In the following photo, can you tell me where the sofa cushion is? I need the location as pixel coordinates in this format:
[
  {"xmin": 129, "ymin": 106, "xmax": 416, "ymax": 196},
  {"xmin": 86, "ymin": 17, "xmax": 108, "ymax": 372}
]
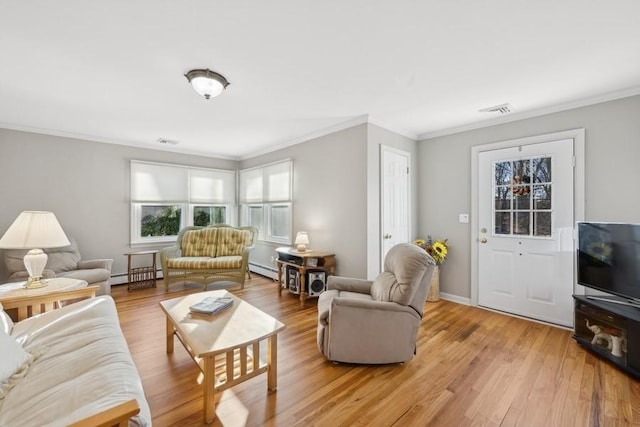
[
  {"xmin": 167, "ymin": 255, "xmax": 243, "ymax": 269},
  {"xmin": 182, "ymin": 228, "xmax": 218, "ymax": 257},
  {"xmin": 0, "ymin": 330, "xmax": 31, "ymax": 385},
  {"xmin": 216, "ymin": 228, "xmax": 250, "ymax": 257},
  {"xmin": 44, "ymin": 238, "xmax": 82, "ymax": 272},
  {"xmin": 2, "ymin": 296, "xmax": 151, "ymax": 426}
]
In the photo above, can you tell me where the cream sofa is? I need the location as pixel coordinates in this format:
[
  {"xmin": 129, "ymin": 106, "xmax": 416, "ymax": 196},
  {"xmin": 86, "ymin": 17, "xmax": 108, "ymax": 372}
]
[
  {"xmin": 0, "ymin": 296, "xmax": 151, "ymax": 427},
  {"xmin": 3, "ymin": 237, "xmax": 113, "ymax": 296},
  {"xmin": 161, "ymin": 224, "xmax": 257, "ymax": 291}
]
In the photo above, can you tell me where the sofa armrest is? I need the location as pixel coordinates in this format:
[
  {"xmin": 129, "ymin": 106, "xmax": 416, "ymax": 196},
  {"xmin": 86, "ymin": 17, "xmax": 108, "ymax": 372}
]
[
  {"xmin": 68, "ymin": 399, "xmax": 140, "ymax": 427},
  {"xmin": 326, "ymin": 276, "xmax": 373, "ymax": 294},
  {"xmin": 77, "ymin": 259, "xmax": 113, "ymax": 270},
  {"xmin": 8, "ymin": 269, "xmax": 56, "ymax": 282}
]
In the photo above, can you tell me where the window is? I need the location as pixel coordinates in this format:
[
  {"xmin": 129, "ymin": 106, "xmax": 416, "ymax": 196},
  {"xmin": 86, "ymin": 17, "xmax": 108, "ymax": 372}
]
[
  {"xmin": 493, "ymin": 156, "xmax": 552, "ymax": 237},
  {"xmin": 130, "ymin": 161, "xmax": 236, "ymax": 244},
  {"xmin": 239, "ymin": 160, "xmax": 292, "ymax": 244}
]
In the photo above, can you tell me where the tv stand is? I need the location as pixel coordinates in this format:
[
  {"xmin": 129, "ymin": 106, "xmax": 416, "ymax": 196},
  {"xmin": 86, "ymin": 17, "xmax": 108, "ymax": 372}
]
[
  {"xmin": 585, "ymin": 295, "xmax": 640, "ymax": 309},
  {"xmin": 573, "ymin": 295, "xmax": 640, "ymax": 378}
]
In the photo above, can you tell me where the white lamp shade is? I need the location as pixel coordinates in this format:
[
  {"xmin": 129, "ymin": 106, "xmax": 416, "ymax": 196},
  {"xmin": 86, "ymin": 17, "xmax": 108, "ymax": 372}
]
[
  {"xmin": 0, "ymin": 211, "xmax": 70, "ymax": 249},
  {"xmin": 295, "ymin": 232, "xmax": 309, "ymax": 246}
]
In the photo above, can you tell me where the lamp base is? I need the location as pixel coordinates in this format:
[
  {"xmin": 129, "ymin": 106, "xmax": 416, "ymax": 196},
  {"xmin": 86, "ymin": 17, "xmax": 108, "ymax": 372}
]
[
  {"xmin": 296, "ymin": 244, "xmax": 307, "ymax": 252},
  {"xmin": 24, "ymin": 276, "xmax": 48, "ymax": 289}
]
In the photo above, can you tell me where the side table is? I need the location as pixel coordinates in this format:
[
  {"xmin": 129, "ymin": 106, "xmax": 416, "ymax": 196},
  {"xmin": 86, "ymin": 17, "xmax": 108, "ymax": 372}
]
[
  {"xmin": 124, "ymin": 250, "xmax": 158, "ymax": 290},
  {"xmin": 0, "ymin": 277, "xmax": 98, "ymax": 321},
  {"xmin": 275, "ymin": 247, "xmax": 336, "ymax": 307}
]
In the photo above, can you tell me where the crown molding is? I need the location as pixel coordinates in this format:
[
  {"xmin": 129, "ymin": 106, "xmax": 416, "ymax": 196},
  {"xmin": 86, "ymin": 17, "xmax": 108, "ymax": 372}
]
[
  {"xmin": 0, "ymin": 122, "xmax": 240, "ymax": 160},
  {"xmin": 239, "ymin": 114, "xmax": 370, "ymax": 160},
  {"xmin": 418, "ymin": 86, "xmax": 640, "ymax": 141}
]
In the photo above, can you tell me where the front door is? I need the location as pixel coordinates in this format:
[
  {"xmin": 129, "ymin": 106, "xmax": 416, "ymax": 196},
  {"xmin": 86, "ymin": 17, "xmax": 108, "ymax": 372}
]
[{"xmin": 478, "ymin": 138, "xmax": 575, "ymax": 326}]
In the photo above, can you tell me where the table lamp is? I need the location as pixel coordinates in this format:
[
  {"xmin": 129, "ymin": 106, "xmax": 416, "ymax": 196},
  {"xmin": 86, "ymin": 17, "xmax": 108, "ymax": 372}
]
[
  {"xmin": 0, "ymin": 211, "xmax": 70, "ymax": 289},
  {"xmin": 295, "ymin": 231, "xmax": 309, "ymax": 252}
]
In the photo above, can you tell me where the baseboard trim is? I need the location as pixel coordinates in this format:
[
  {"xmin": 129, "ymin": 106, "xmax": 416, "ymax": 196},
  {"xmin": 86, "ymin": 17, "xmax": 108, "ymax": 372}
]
[{"xmin": 439, "ymin": 292, "xmax": 471, "ymax": 306}]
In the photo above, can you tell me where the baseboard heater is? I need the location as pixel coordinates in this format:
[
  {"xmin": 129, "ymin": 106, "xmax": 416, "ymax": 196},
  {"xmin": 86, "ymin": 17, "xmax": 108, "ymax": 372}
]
[{"xmin": 249, "ymin": 262, "xmax": 278, "ymax": 280}]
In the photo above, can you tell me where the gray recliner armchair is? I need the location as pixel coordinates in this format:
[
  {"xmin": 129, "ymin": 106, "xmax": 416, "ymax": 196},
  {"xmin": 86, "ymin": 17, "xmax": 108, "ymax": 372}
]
[
  {"xmin": 3, "ymin": 237, "xmax": 113, "ymax": 296},
  {"xmin": 317, "ymin": 243, "xmax": 436, "ymax": 364}
]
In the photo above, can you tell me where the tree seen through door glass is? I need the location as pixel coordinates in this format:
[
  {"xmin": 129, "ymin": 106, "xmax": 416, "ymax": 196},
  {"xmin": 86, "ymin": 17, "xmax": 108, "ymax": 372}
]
[{"xmin": 493, "ymin": 156, "xmax": 552, "ymax": 237}]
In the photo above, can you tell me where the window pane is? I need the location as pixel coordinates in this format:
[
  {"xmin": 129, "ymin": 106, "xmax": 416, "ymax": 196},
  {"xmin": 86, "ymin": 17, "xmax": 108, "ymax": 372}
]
[
  {"xmin": 495, "ymin": 187, "xmax": 511, "ymax": 209},
  {"xmin": 514, "ymin": 193, "xmax": 530, "ymax": 210},
  {"xmin": 270, "ymin": 205, "xmax": 290, "ymax": 239},
  {"xmin": 533, "ymin": 185, "xmax": 551, "ymax": 209},
  {"xmin": 514, "ymin": 212, "xmax": 530, "ymax": 235},
  {"xmin": 248, "ymin": 206, "xmax": 264, "ymax": 234},
  {"xmin": 193, "ymin": 206, "xmax": 226, "ymax": 226},
  {"xmin": 141, "ymin": 205, "xmax": 181, "ymax": 237},
  {"xmin": 532, "ymin": 157, "xmax": 551, "ymax": 183},
  {"xmin": 495, "ymin": 212, "xmax": 511, "ymax": 235},
  {"xmin": 494, "ymin": 161, "xmax": 512, "ymax": 185},
  {"xmin": 534, "ymin": 212, "xmax": 552, "ymax": 237}
]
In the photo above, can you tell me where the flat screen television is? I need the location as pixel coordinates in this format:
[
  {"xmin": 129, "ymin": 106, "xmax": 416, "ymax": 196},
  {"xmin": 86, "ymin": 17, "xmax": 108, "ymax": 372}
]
[{"xmin": 577, "ymin": 222, "xmax": 640, "ymax": 308}]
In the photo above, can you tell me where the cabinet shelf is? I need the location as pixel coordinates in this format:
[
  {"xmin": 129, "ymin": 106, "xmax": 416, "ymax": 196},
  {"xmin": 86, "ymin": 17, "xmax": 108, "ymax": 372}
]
[{"xmin": 573, "ymin": 295, "xmax": 640, "ymax": 378}]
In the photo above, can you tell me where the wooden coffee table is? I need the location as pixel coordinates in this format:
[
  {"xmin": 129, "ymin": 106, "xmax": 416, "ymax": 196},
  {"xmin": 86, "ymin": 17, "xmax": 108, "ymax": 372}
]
[{"xmin": 159, "ymin": 290, "xmax": 286, "ymax": 423}]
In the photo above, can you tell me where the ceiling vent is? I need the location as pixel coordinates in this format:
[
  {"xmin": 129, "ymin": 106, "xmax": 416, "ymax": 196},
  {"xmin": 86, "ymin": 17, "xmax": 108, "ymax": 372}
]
[
  {"xmin": 479, "ymin": 103, "xmax": 512, "ymax": 114},
  {"xmin": 157, "ymin": 138, "xmax": 179, "ymax": 145}
]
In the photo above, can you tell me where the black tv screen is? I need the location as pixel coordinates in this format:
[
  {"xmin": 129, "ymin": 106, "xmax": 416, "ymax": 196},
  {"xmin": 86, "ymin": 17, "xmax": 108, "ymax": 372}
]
[{"xmin": 577, "ymin": 222, "xmax": 640, "ymax": 301}]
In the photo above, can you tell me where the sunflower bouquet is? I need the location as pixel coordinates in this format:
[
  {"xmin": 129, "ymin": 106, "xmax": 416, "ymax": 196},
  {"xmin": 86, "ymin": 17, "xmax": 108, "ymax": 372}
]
[{"xmin": 413, "ymin": 236, "xmax": 449, "ymax": 265}]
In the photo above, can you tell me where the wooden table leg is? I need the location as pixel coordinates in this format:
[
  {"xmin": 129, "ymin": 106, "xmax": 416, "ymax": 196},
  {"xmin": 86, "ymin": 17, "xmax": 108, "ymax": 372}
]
[
  {"xmin": 203, "ymin": 355, "xmax": 216, "ymax": 423},
  {"xmin": 166, "ymin": 316, "xmax": 174, "ymax": 354},
  {"xmin": 267, "ymin": 334, "xmax": 278, "ymax": 391}
]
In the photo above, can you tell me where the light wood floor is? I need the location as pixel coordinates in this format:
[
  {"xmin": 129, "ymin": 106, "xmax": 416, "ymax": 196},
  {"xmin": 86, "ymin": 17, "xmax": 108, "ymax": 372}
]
[{"xmin": 112, "ymin": 275, "xmax": 640, "ymax": 427}]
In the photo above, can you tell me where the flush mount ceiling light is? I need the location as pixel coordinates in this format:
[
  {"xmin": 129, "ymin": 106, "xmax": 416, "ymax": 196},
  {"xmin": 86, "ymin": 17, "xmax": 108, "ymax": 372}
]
[{"xmin": 184, "ymin": 69, "xmax": 230, "ymax": 99}]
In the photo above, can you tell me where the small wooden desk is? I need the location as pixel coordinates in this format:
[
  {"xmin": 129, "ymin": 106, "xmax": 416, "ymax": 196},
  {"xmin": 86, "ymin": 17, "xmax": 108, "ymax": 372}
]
[
  {"xmin": 124, "ymin": 250, "xmax": 158, "ymax": 290},
  {"xmin": 275, "ymin": 247, "xmax": 336, "ymax": 307},
  {"xmin": 0, "ymin": 278, "xmax": 98, "ymax": 321}
]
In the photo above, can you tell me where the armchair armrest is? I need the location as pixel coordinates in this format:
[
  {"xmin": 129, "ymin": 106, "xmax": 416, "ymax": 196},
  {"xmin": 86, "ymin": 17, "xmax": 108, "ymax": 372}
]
[
  {"xmin": 77, "ymin": 259, "xmax": 113, "ymax": 270},
  {"xmin": 327, "ymin": 276, "xmax": 373, "ymax": 294}
]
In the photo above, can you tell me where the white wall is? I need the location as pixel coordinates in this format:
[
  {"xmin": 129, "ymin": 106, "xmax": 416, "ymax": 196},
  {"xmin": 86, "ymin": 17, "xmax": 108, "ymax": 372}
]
[
  {"xmin": 0, "ymin": 129, "xmax": 236, "ymax": 282},
  {"xmin": 240, "ymin": 124, "xmax": 369, "ymax": 279},
  {"xmin": 418, "ymin": 94, "xmax": 640, "ymax": 300}
]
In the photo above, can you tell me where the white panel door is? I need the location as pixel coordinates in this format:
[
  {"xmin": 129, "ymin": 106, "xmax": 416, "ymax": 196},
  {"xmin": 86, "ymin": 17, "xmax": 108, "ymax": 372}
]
[
  {"xmin": 478, "ymin": 139, "xmax": 575, "ymax": 326},
  {"xmin": 381, "ymin": 146, "xmax": 410, "ymax": 266}
]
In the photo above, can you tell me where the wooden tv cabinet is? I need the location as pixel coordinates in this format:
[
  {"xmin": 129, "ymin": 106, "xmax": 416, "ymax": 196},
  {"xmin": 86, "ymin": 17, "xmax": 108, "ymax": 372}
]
[{"xmin": 573, "ymin": 294, "xmax": 640, "ymax": 378}]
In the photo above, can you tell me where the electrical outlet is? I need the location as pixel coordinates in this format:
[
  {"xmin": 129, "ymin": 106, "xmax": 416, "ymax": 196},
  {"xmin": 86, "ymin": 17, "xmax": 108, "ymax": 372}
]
[{"xmin": 270, "ymin": 255, "xmax": 275, "ymax": 264}]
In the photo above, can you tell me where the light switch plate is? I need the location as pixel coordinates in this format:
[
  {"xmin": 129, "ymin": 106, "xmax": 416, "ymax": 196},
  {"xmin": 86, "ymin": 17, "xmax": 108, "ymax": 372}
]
[{"xmin": 459, "ymin": 214, "xmax": 469, "ymax": 223}]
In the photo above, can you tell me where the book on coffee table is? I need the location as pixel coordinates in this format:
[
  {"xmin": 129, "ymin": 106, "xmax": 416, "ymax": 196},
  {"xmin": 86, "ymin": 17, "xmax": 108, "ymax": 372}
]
[{"xmin": 189, "ymin": 295, "xmax": 234, "ymax": 315}]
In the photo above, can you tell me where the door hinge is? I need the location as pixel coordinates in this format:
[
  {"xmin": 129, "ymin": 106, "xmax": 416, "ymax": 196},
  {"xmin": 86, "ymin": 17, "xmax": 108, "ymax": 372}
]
[
  {"xmin": 572, "ymin": 156, "xmax": 576, "ymax": 167},
  {"xmin": 406, "ymin": 167, "xmax": 409, "ymax": 174}
]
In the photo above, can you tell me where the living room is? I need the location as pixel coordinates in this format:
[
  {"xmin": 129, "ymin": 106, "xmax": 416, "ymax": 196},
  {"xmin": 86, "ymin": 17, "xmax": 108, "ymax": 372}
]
[{"xmin": 2, "ymin": 1, "xmax": 640, "ymax": 426}]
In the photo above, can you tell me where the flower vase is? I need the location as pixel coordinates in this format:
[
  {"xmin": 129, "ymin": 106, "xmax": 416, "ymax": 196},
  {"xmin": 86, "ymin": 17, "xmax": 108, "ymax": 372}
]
[{"xmin": 427, "ymin": 265, "xmax": 440, "ymax": 302}]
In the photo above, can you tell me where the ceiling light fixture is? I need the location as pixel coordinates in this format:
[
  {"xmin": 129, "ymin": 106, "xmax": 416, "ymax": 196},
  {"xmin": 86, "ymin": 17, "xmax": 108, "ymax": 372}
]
[{"xmin": 184, "ymin": 69, "xmax": 230, "ymax": 99}]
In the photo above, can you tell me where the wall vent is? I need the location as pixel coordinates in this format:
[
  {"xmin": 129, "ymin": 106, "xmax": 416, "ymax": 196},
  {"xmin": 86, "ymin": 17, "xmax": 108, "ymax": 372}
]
[
  {"xmin": 479, "ymin": 103, "xmax": 512, "ymax": 114},
  {"xmin": 157, "ymin": 138, "xmax": 179, "ymax": 145}
]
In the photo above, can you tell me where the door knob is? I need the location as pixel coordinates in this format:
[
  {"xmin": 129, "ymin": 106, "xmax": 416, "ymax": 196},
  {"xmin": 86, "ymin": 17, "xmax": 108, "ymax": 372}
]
[{"xmin": 480, "ymin": 238, "xmax": 488, "ymax": 243}]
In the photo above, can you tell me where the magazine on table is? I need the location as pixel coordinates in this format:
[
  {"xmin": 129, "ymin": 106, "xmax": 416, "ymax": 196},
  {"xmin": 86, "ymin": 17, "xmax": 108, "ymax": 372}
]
[{"xmin": 189, "ymin": 294, "xmax": 234, "ymax": 315}]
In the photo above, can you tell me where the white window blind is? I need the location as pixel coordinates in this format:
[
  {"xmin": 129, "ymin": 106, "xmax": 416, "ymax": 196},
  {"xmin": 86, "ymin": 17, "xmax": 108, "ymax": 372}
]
[
  {"xmin": 239, "ymin": 160, "xmax": 292, "ymax": 203},
  {"xmin": 190, "ymin": 168, "xmax": 236, "ymax": 204},
  {"xmin": 131, "ymin": 162, "xmax": 189, "ymax": 203}
]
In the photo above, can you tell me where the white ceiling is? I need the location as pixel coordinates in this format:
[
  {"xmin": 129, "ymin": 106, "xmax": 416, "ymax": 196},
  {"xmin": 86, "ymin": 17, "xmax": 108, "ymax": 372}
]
[{"xmin": 1, "ymin": 1, "xmax": 639, "ymax": 160}]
